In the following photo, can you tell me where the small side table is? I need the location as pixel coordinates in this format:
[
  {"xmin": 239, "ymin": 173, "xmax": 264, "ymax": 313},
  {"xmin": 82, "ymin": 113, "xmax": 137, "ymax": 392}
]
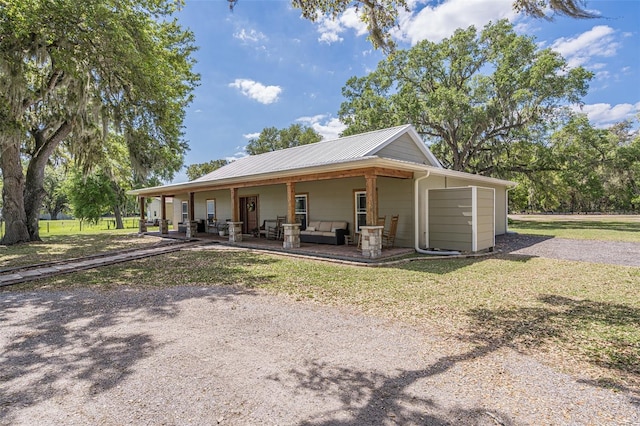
[{"xmin": 344, "ymin": 235, "xmax": 353, "ymax": 246}]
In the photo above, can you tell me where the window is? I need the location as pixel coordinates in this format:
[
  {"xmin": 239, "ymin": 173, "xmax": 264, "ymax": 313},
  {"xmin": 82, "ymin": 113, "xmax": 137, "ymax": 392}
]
[
  {"xmin": 355, "ymin": 191, "xmax": 366, "ymax": 232},
  {"xmin": 206, "ymin": 199, "xmax": 216, "ymax": 221},
  {"xmin": 181, "ymin": 201, "xmax": 188, "ymax": 223},
  {"xmin": 295, "ymin": 194, "xmax": 308, "ymax": 229}
]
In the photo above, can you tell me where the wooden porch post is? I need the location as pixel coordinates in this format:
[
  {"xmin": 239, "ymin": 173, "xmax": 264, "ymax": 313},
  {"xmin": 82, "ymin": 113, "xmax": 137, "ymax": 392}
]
[
  {"xmin": 228, "ymin": 187, "xmax": 243, "ymax": 243},
  {"xmin": 230, "ymin": 187, "xmax": 239, "ymax": 222},
  {"xmin": 139, "ymin": 196, "xmax": 145, "ymax": 221},
  {"xmin": 188, "ymin": 192, "xmax": 195, "ymax": 221},
  {"xmin": 365, "ymin": 173, "xmax": 378, "ymax": 226},
  {"xmin": 283, "ymin": 181, "xmax": 301, "ymax": 249},
  {"xmin": 286, "ymin": 181, "xmax": 296, "ymax": 223},
  {"xmin": 159, "ymin": 194, "xmax": 168, "ymax": 234},
  {"xmin": 138, "ymin": 196, "xmax": 147, "ymax": 233}
]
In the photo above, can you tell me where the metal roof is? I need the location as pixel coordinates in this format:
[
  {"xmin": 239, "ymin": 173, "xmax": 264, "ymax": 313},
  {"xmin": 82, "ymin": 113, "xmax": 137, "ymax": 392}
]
[
  {"xmin": 128, "ymin": 125, "xmax": 517, "ymax": 196},
  {"xmin": 194, "ymin": 124, "xmax": 437, "ymax": 182}
]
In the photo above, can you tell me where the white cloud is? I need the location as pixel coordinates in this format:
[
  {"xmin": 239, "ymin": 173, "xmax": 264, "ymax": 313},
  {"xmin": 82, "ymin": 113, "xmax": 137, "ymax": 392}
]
[
  {"xmin": 551, "ymin": 26, "xmax": 620, "ymax": 68},
  {"xmin": 229, "ymin": 79, "xmax": 282, "ymax": 104},
  {"xmin": 396, "ymin": 0, "xmax": 516, "ymax": 44},
  {"xmin": 243, "ymin": 132, "xmax": 260, "ymax": 140},
  {"xmin": 233, "ymin": 28, "xmax": 266, "ymax": 43},
  {"xmin": 296, "ymin": 115, "xmax": 346, "ymax": 140},
  {"xmin": 572, "ymin": 102, "xmax": 640, "ymax": 127},
  {"xmin": 225, "ymin": 150, "xmax": 248, "ymax": 163},
  {"xmin": 316, "ymin": 6, "xmax": 368, "ymax": 45},
  {"xmin": 311, "ymin": 0, "xmax": 517, "ymax": 46}
]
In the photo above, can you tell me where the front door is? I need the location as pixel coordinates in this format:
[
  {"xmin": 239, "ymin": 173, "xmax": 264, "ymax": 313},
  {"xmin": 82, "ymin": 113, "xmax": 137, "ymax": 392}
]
[{"xmin": 239, "ymin": 196, "xmax": 259, "ymax": 234}]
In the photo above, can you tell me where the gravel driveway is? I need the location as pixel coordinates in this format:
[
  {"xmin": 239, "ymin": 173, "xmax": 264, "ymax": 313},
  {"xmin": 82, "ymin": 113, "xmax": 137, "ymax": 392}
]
[
  {"xmin": 1, "ymin": 284, "xmax": 638, "ymax": 425},
  {"xmin": 496, "ymin": 233, "xmax": 640, "ymax": 267}
]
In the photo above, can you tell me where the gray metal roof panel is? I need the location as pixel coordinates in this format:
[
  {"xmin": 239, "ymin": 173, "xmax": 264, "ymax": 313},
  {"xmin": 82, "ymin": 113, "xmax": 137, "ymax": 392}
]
[{"xmin": 194, "ymin": 124, "xmax": 414, "ymax": 182}]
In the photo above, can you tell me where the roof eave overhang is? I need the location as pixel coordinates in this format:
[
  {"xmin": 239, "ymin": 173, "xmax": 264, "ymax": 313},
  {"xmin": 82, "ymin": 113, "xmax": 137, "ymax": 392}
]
[
  {"xmin": 128, "ymin": 157, "xmax": 516, "ymax": 197},
  {"xmin": 128, "ymin": 157, "xmax": 418, "ymax": 196},
  {"xmin": 423, "ymin": 166, "xmax": 517, "ymax": 187}
]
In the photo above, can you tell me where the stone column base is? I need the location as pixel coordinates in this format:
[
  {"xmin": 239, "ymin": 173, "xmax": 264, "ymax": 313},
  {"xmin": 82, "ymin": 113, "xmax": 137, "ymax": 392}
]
[
  {"xmin": 159, "ymin": 219, "xmax": 169, "ymax": 235},
  {"xmin": 282, "ymin": 223, "xmax": 301, "ymax": 249},
  {"xmin": 138, "ymin": 219, "xmax": 147, "ymax": 233},
  {"xmin": 185, "ymin": 220, "xmax": 198, "ymax": 239},
  {"xmin": 228, "ymin": 222, "xmax": 243, "ymax": 243},
  {"xmin": 360, "ymin": 226, "xmax": 383, "ymax": 258}
]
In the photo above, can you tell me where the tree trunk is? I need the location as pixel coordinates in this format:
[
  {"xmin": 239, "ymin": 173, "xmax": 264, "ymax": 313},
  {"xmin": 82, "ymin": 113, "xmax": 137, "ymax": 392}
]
[
  {"xmin": 114, "ymin": 204, "xmax": 124, "ymax": 229},
  {"xmin": 24, "ymin": 156, "xmax": 48, "ymax": 242},
  {"xmin": 0, "ymin": 142, "xmax": 30, "ymax": 245},
  {"xmin": 24, "ymin": 123, "xmax": 72, "ymax": 241}
]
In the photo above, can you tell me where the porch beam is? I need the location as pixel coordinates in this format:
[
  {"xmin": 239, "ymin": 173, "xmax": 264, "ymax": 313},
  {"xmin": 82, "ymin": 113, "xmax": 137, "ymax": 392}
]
[
  {"xmin": 230, "ymin": 187, "xmax": 239, "ymax": 222},
  {"xmin": 142, "ymin": 167, "xmax": 413, "ymax": 197},
  {"xmin": 286, "ymin": 181, "xmax": 296, "ymax": 223},
  {"xmin": 365, "ymin": 173, "xmax": 378, "ymax": 226}
]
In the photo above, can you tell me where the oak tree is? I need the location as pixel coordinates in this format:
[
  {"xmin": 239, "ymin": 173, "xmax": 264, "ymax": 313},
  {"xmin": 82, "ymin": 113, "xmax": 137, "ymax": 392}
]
[
  {"xmin": 338, "ymin": 20, "xmax": 592, "ymax": 174},
  {"xmin": 186, "ymin": 159, "xmax": 230, "ymax": 181},
  {"xmin": 0, "ymin": 0, "xmax": 198, "ymax": 244},
  {"xmin": 231, "ymin": 0, "xmax": 596, "ymax": 51},
  {"xmin": 246, "ymin": 124, "xmax": 322, "ymax": 155}
]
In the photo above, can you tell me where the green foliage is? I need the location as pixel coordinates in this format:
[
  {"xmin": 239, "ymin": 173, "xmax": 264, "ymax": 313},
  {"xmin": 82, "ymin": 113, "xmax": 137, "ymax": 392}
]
[
  {"xmin": 42, "ymin": 165, "xmax": 69, "ymax": 219},
  {"xmin": 186, "ymin": 159, "xmax": 229, "ymax": 181},
  {"xmin": 339, "ymin": 20, "xmax": 592, "ymax": 175},
  {"xmin": 246, "ymin": 124, "xmax": 322, "ymax": 155},
  {"xmin": 509, "ymin": 115, "xmax": 640, "ymax": 213},
  {"xmin": 0, "ymin": 0, "xmax": 199, "ymax": 244},
  {"xmin": 244, "ymin": 0, "xmax": 597, "ymax": 52},
  {"xmin": 66, "ymin": 170, "xmax": 117, "ymax": 225}
]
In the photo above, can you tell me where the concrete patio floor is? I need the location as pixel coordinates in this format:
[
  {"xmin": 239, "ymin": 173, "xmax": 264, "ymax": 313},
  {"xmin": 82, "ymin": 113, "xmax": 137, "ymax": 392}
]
[{"xmin": 145, "ymin": 231, "xmax": 415, "ymax": 263}]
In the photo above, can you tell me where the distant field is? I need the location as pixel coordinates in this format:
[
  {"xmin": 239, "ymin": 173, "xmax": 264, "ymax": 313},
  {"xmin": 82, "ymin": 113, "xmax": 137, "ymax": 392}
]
[
  {"xmin": 508, "ymin": 214, "xmax": 640, "ymax": 242},
  {"xmin": 1, "ymin": 217, "xmax": 158, "ymax": 238}
]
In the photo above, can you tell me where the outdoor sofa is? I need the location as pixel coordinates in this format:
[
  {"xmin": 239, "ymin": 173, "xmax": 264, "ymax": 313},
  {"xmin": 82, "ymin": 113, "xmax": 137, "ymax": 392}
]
[{"xmin": 300, "ymin": 220, "xmax": 349, "ymax": 245}]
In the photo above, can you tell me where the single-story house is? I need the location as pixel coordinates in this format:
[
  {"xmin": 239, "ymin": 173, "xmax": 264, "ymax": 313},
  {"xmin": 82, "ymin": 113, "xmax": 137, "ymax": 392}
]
[{"xmin": 129, "ymin": 124, "xmax": 516, "ymax": 258}]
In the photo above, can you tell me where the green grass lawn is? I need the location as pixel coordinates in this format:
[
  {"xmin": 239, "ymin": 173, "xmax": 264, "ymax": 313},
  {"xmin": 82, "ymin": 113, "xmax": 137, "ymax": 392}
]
[
  {"xmin": 0, "ymin": 218, "xmax": 162, "ymax": 268},
  {"xmin": 2, "ymin": 215, "xmax": 639, "ymax": 394},
  {"xmin": 509, "ymin": 214, "xmax": 640, "ymax": 242}
]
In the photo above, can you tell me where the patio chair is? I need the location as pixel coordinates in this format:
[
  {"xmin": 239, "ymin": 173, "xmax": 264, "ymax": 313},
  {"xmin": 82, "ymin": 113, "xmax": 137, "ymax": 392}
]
[
  {"xmin": 268, "ymin": 216, "xmax": 286, "ymax": 240},
  {"xmin": 382, "ymin": 215, "xmax": 399, "ymax": 248}
]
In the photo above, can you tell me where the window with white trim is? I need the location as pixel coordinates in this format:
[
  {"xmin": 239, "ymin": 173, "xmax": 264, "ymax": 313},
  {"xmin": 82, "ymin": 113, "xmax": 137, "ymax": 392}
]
[
  {"xmin": 355, "ymin": 191, "xmax": 367, "ymax": 232},
  {"xmin": 295, "ymin": 194, "xmax": 308, "ymax": 229},
  {"xmin": 181, "ymin": 201, "xmax": 188, "ymax": 223},
  {"xmin": 206, "ymin": 199, "xmax": 216, "ymax": 221}
]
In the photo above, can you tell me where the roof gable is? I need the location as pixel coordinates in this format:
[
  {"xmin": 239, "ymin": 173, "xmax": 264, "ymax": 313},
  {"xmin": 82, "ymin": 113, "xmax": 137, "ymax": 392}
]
[{"xmin": 195, "ymin": 124, "xmax": 442, "ymax": 182}]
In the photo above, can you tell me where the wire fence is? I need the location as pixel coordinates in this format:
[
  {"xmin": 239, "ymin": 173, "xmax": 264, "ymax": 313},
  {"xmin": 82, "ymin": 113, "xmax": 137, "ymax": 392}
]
[{"xmin": 1, "ymin": 217, "xmax": 151, "ymax": 239}]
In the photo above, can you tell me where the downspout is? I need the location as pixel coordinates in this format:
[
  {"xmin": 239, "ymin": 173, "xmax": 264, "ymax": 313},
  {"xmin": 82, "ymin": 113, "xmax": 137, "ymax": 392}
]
[{"xmin": 414, "ymin": 172, "xmax": 460, "ymax": 256}]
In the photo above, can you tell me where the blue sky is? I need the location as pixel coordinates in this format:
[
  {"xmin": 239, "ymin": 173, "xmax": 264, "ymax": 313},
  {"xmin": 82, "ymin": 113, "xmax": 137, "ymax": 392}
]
[{"xmin": 172, "ymin": 0, "xmax": 640, "ymax": 183}]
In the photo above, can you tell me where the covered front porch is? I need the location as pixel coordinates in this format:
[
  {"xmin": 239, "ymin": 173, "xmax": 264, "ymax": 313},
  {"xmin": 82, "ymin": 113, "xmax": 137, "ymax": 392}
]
[
  {"xmin": 136, "ymin": 165, "xmax": 413, "ymax": 259},
  {"xmin": 144, "ymin": 227, "xmax": 414, "ymax": 264}
]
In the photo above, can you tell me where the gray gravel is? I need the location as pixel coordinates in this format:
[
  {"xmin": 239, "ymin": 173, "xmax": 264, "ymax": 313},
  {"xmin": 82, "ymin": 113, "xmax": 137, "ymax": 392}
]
[
  {"xmin": 1, "ymin": 285, "xmax": 638, "ymax": 425},
  {"xmin": 496, "ymin": 233, "xmax": 640, "ymax": 267}
]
